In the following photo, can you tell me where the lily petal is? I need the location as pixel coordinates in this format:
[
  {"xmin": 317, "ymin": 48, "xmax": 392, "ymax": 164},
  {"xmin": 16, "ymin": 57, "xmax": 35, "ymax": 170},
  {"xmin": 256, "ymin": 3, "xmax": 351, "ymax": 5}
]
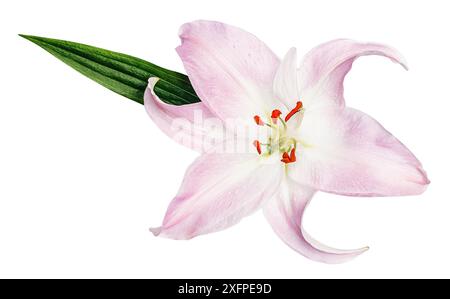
[
  {"xmin": 290, "ymin": 107, "xmax": 429, "ymax": 196},
  {"xmin": 298, "ymin": 39, "xmax": 408, "ymax": 109},
  {"xmin": 144, "ymin": 77, "xmax": 221, "ymax": 152},
  {"xmin": 263, "ymin": 180, "xmax": 368, "ymax": 263},
  {"xmin": 152, "ymin": 152, "xmax": 283, "ymax": 239},
  {"xmin": 176, "ymin": 20, "xmax": 280, "ymax": 121},
  {"xmin": 273, "ymin": 47, "xmax": 299, "ymax": 108}
]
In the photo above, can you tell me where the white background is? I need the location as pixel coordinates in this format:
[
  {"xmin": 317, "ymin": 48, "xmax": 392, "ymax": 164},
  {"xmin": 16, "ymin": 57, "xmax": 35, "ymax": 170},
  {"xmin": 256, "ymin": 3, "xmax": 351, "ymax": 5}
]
[{"xmin": 0, "ymin": 0, "xmax": 448, "ymax": 278}]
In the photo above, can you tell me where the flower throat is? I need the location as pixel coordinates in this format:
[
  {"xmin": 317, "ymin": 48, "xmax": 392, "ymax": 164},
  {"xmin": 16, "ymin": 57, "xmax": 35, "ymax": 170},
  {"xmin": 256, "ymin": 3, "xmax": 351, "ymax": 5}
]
[{"xmin": 253, "ymin": 101, "xmax": 303, "ymax": 164}]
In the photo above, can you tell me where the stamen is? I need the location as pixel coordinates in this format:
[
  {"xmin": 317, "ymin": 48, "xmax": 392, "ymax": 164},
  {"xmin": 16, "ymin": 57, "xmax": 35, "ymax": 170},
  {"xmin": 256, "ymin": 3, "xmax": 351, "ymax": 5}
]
[
  {"xmin": 271, "ymin": 109, "xmax": 282, "ymax": 124},
  {"xmin": 253, "ymin": 115, "xmax": 265, "ymax": 126},
  {"xmin": 279, "ymin": 117, "xmax": 287, "ymax": 129},
  {"xmin": 285, "ymin": 101, "xmax": 303, "ymax": 122},
  {"xmin": 281, "ymin": 156, "xmax": 290, "ymax": 163},
  {"xmin": 253, "ymin": 140, "xmax": 262, "ymax": 155},
  {"xmin": 289, "ymin": 148, "xmax": 296, "ymax": 162},
  {"xmin": 252, "ymin": 107, "xmax": 300, "ymax": 164},
  {"xmin": 281, "ymin": 148, "xmax": 297, "ymax": 164}
]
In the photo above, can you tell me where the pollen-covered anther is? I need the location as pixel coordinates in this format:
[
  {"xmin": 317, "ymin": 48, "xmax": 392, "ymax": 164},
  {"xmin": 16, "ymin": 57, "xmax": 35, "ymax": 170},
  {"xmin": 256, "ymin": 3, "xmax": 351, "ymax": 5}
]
[
  {"xmin": 253, "ymin": 140, "xmax": 262, "ymax": 155},
  {"xmin": 253, "ymin": 115, "xmax": 265, "ymax": 126},
  {"xmin": 281, "ymin": 148, "xmax": 296, "ymax": 164},
  {"xmin": 289, "ymin": 147, "xmax": 296, "ymax": 162},
  {"xmin": 285, "ymin": 101, "xmax": 303, "ymax": 122},
  {"xmin": 271, "ymin": 109, "xmax": 282, "ymax": 124}
]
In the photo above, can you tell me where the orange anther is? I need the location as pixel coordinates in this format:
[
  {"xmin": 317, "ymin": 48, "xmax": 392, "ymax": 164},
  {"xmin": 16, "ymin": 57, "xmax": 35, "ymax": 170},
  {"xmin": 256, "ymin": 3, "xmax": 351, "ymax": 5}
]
[
  {"xmin": 285, "ymin": 101, "xmax": 303, "ymax": 122},
  {"xmin": 281, "ymin": 148, "xmax": 297, "ymax": 164},
  {"xmin": 289, "ymin": 148, "xmax": 296, "ymax": 162},
  {"xmin": 253, "ymin": 115, "xmax": 265, "ymax": 126},
  {"xmin": 253, "ymin": 140, "xmax": 262, "ymax": 155},
  {"xmin": 271, "ymin": 109, "xmax": 282, "ymax": 124}
]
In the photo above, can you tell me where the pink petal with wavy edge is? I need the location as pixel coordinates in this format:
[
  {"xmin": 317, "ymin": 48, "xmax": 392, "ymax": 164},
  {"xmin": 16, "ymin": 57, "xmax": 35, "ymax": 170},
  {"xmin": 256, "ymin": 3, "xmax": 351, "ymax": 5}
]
[
  {"xmin": 144, "ymin": 77, "xmax": 222, "ymax": 152},
  {"xmin": 176, "ymin": 20, "xmax": 280, "ymax": 121},
  {"xmin": 151, "ymin": 152, "xmax": 283, "ymax": 239},
  {"xmin": 298, "ymin": 39, "xmax": 408, "ymax": 109},
  {"xmin": 290, "ymin": 107, "xmax": 429, "ymax": 196},
  {"xmin": 264, "ymin": 180, "xmax": 368, "ymax": 263}
]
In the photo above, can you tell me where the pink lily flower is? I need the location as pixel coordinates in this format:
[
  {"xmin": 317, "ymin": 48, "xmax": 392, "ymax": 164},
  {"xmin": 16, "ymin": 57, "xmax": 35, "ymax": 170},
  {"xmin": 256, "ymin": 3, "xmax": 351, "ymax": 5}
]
[{"xmin": 144, "ymin": 20, "xmax": 429, "ymax": 263}]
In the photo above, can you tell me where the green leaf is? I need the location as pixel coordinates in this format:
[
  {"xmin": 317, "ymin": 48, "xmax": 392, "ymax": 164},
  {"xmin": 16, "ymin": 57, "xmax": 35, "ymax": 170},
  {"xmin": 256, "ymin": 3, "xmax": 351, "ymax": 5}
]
[{"xmin": 19, "ymin": 34, "xmax": 201, "ymax": 105}]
